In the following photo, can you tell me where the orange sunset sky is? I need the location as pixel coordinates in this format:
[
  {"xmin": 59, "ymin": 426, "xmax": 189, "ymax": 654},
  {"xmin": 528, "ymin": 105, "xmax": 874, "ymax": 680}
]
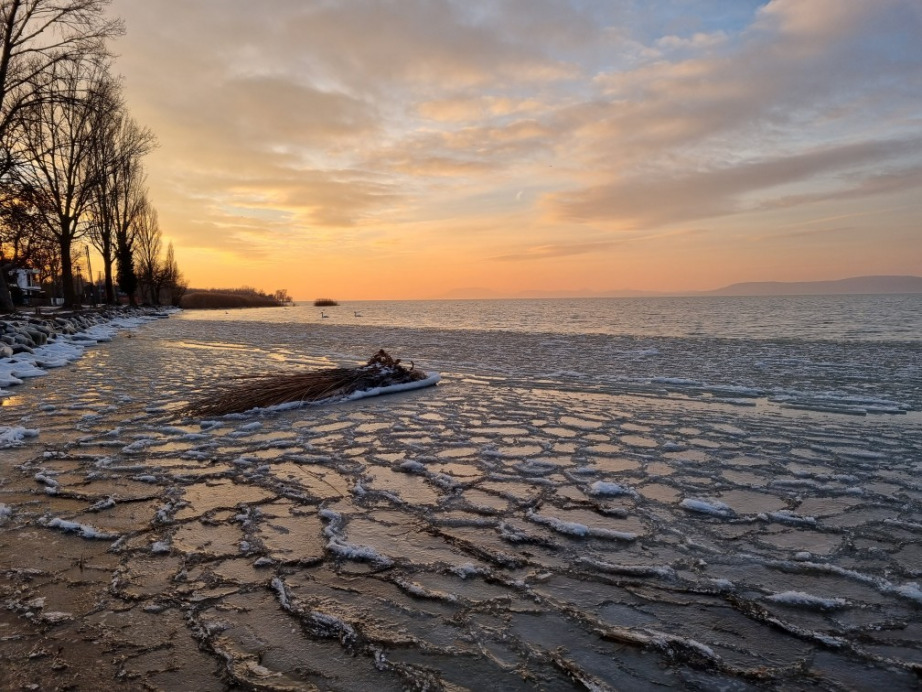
[{"xmin": 107, "ymin": 0, "xmax": 921, "ymax": 300}]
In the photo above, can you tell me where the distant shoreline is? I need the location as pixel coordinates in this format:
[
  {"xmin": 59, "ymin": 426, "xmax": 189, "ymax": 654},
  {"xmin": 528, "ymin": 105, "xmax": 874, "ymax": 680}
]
[
  {"xmin": 434, "ymin": 275, "xmax": 922, "ymax": 300},
  {"xmin": 180, "ymin": 292, "xmax": 287, "ymax": 310}
]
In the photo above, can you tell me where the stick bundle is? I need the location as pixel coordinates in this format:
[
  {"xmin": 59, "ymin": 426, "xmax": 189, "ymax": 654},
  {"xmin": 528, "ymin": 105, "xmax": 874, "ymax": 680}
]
[{"xmin": 183, "ymin": 349, "xmax": 428, "ymax": 417}]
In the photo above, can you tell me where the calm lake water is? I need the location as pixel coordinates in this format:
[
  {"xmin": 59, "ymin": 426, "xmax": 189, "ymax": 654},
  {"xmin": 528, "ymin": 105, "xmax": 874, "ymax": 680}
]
[{"xmin": 181, "ymin": 294, "xmax": 922, "ymax": 342}]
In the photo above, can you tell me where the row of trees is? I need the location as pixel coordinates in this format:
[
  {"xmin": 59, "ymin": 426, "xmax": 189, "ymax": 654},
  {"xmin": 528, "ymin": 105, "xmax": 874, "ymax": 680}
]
[{"xmin": 0, "ymin": 0, "xmax": 184, "ymax": 312}]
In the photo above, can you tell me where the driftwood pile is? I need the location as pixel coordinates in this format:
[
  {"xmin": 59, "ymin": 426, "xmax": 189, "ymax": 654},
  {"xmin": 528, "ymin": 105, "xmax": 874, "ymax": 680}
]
[{"xmin": 183, "ymin": 349, "xmax": 428, "ymax": 417}]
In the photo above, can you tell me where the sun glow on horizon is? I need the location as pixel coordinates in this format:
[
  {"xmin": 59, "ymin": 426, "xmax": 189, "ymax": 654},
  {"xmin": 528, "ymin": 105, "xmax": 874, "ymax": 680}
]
[{"xmin": 109, "ymin": 0, "xmax": 922, "ymax": 301}]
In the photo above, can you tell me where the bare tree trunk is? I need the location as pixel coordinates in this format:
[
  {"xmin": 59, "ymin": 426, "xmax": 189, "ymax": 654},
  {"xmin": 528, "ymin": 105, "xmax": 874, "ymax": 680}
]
[
  {"xmin": 103, "ymin": 254, "xmax": 115, "ymax": 303},
  {"xmin": 60, "ymin": 233, "xmax": 79, "ymax": 307},
  {"xmin": 0, "ymin": 262, "xmax": 15, "ymax": 312}
]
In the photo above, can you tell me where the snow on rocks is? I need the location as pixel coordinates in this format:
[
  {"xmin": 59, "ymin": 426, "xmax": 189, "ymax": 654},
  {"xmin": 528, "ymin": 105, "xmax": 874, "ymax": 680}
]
[{"xmin": 0, "ymin": 307, "xmax": 174, "ymax": 404}]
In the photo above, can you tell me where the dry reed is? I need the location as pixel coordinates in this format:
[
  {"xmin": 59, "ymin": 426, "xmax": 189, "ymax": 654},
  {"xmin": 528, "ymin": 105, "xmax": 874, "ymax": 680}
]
[{"xmin": 182, "ymin": 349, "xmax": 428, "ymax": 417}]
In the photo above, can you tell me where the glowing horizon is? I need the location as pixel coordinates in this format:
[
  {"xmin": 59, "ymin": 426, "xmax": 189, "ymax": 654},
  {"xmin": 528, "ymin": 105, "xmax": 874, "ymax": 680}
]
[{"xmin": 108, "ymin": 0, "xmax": 922, "ymax": 301}]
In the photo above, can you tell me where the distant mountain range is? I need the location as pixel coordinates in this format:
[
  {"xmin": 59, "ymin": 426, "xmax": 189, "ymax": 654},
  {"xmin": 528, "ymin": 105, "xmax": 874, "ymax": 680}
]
[
  {"xmin": 702, "ymin": 275, "xmax": 922, "ymax": 296},
  {"xmin": 437, "ymin": 275, "xmax": 922, "ymax": 299}
]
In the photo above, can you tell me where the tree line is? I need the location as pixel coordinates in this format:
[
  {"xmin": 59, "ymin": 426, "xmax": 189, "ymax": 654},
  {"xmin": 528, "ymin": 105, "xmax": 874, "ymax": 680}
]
[
  {"xmin": 0, "ymin": 0, "xmax": 184, "ymax": 312},
  {"xmin": 181, "ymin": 286, "xmax": 293, "ymax": 310}
]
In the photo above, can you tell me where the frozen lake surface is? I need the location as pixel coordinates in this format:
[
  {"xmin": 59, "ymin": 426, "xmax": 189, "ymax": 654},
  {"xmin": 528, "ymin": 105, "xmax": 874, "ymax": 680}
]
[{"xmin": 1, "ymin": 299, "xmax": 921, "ymax": 690}]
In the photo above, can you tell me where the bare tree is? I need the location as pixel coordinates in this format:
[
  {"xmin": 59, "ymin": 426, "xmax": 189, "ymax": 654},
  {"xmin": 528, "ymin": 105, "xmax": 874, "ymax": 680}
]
[
  {"xmin": 0, "ymin": 0, "xmax": 122, "ymax": 176},
  {"xmin": 0, "ymin": 178, "xmax": 47, "ymax": 309},
  {"xmin": 88, "ymin": 81, "xmax": 155, "ymax": 304},
  {"xmin": 132, "ymin": 195, "xmax": 159, "ymax": 303},
  {"xmin": 13, "ymin": 56, "xmax": 114, "ymax": 306},
  {"xmin": 158, "ymin": 240, "xmax": 185, "ymax": 306},
  {"xmin": 0, "ymin": 0, "xmax": 120, "ymax": 310}
]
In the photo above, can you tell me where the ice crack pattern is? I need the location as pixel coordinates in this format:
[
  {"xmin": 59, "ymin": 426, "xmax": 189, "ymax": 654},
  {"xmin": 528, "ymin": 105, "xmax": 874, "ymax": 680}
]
[{"xmin": 1, "ymin": 313, "xmax": 921, "ymax": 690}]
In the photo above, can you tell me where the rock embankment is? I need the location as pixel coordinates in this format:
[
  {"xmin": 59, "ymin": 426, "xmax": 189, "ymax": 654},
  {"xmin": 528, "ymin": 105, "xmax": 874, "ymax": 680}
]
[
  {"xmin": 1, "ymin": 308, "xmax": 174, "ymax": 400},
  {"xmin": 0, "ymin": 307, "xmax": 170, "ymax": 357}
]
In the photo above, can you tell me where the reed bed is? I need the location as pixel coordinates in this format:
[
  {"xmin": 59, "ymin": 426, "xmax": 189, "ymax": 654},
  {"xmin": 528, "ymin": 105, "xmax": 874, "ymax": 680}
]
[{"xmin": 183, "ymin": 350, "xmax": 428, "ymax": 417}]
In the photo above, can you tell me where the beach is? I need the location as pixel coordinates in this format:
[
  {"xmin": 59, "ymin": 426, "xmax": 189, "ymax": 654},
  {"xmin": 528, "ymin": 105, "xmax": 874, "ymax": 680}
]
[{"xmin": 1, "ymin": 299, "xmax": 921, "ymax": 690}]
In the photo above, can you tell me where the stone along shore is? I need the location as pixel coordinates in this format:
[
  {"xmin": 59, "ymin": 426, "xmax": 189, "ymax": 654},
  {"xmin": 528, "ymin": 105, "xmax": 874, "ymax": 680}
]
[{"xmin": 1, "ymin": 307, "xmax": 174, "ymax": 395}]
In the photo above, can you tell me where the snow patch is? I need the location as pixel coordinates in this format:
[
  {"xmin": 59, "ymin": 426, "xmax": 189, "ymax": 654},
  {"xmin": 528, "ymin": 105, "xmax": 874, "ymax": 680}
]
[
  {"xmin": 765, "ymin": 591, "xmax": 848, "ymax": 610},
  {"xmin": 680, "ymin": 498, "xmax": 735, "ymax": 518},
  {"xmin": 1, "ymin": 426, "xmax": 39, "ymax": 447},
  {"xmin": 43, "ymin": 517, "xmax": 118, "ymax": 540},
  {"xmin": 587, "ymin": 481, "xmax": 636, "ymax": 498}
]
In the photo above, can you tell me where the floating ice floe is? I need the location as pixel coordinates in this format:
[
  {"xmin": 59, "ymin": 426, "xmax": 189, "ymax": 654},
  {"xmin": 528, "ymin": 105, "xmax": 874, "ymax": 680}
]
[
  {"xmin": 151, "ymin": 541, "xmax": 171, "ymax": 554},
  {"xmin": 33, "ymin": 472, "xmax": 58, "ymax": 489},
  {"xmin": 577, "ymin": 557, "xmax": 677, "ymax": 580},
  {"xmin": 88, "ymin": 497, "xmax": 116, "ymax": 512},
  {"xmin": 319, "ymin": 508, "xmax": 393, "ymax": 566},
  {"xmin": 262, "ymin": 373, "xmax": 441, "ymax": 412},
  {"xmin": 586, "ymin": 481, "xmax": 637, "ymax": 497},
  {"xmin": 122, "ymin": 438, "xmax": 155, "ymax": 453},
  {"xmin": 344, "ymin": 373, "xmax": 441, "ymax": 401},
  {"xmin": 765, "ymin": 591, "xmax": 849, "ymax": 610},
  {"xmin": 526, "ymin": 509, "xmax": 637, "ymax": 541},
  {"xmin": 0, "ymin": 426, "xmax": 39, "ymax": 447},
  {"xmin": 679, "ymin": 498, "xmax": 735, "ymax": 518},
  {"xmin": 397, "ymin": 459, "xmax": 427, "ymax": 474},
  {"xmin": 893, "ymin": 582, "xmax": 922, "ymax": 604},
  {"xmin": 394, "ymin": 577, "xmax": 459, "ymax": 602},
  {"xmin": 42, "ymin": 517, "xmax": 119, "ymax": 540},
  {"xmin": 765, "ymin": 510, "xmax": 817, "ymax": 525}
]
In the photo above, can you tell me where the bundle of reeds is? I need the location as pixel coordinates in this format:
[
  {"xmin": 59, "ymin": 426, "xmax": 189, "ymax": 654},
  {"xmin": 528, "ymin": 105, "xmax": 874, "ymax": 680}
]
[{"xmin": 183, "ymin": 350, "xmax": 430, "ymax": 417}]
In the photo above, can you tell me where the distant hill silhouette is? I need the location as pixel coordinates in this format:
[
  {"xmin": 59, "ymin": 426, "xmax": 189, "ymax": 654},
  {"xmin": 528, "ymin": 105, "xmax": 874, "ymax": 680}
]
[
  {"xmin": 435, "ymin": 275, "xmax": 922, "ymax": 300},
  {"xmin": 705, "ymin": 275, "xmax": 922, "ymax": 296}
]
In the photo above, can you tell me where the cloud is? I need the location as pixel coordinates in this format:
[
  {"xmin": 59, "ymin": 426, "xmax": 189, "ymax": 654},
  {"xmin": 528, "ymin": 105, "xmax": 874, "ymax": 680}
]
[
  {"xmin": 418, "ymin": 95, "xmax": 545, "ymax": 123},
  {"xmin": 758, "ymin": 165, "xmax": 922, "ymax": 210},
  {"xmin": 491, "ymin": 240, "xmax": 619, "ymax": 262},
  {"xmin": 546, "ymin": 138, "xmax": 922, "ymax": 226},
  {"xmin": 105, "ymin": 0, "xmax": 922, "ymax": 293},
  {"xmin": 539, "ymin": 1, "xmax": 922, "ymax": 227}
]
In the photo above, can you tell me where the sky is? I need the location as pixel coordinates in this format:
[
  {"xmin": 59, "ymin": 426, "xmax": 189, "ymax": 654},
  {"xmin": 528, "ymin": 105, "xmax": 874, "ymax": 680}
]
[{"xmin": 107, "ymin": 0, "xmax": 922, "ymax": 300}]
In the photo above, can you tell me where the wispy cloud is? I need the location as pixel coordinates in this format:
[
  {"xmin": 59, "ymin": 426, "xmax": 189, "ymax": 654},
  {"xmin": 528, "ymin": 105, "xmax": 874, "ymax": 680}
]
[
  {"xmin": 108, "ymin": 0, "xmax": 922, "ymax": 297},
  {"xmin": 491, "ymin": 240, "xmax": 619, "ymax": 262},
  {"xmin": 545, "ymin": 138, "xmax": 922, "ymax": 227}
]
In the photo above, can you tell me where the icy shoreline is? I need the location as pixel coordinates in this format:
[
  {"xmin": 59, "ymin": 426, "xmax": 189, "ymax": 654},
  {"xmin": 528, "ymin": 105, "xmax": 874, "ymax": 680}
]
[
  {"xmin": 1, "ymin": 314, "xmax": 921, "ymax": 689},
  {"xmin": 0, "ymin": 307, "xmax": 173, "ymax": 395}
]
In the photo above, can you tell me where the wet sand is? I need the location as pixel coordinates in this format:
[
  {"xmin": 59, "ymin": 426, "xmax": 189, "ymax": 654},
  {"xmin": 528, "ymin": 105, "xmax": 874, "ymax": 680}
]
[{"xmin": 1, "ymin": 317, "xmax": 921, "ymax": 690}]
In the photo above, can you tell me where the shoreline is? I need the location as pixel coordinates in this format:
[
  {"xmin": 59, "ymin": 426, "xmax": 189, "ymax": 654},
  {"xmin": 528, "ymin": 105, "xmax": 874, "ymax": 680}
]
[{"xmin": 1, "ymin": 306, "xmax": 175, "ymax": 405}]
